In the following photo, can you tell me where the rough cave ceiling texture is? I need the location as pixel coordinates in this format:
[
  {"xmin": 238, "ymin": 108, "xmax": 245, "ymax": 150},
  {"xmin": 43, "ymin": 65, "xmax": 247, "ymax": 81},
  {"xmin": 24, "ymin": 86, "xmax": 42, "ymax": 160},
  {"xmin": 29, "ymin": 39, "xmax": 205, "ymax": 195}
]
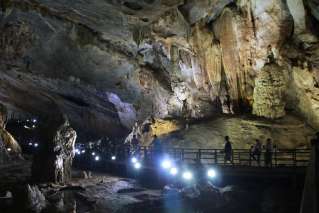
[{"xmin": 0, "ymin": 0, "xmax": 318, "ymax": 140}]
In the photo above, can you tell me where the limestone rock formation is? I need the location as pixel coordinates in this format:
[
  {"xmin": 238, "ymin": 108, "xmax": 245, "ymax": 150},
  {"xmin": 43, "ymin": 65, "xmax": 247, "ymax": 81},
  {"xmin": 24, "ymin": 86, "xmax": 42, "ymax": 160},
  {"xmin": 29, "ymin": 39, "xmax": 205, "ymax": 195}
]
[
  {"xmin": 25, "ymin": 185, "xmax": 46, "ymax": 213},
  {"xmin": 288, "ymin": 67, "xmax": 319, "ymax": 129},
  {"xmin": 32, "ymin": 114, "xmax": 77, "ymax": 183},
  {"xmin": 253, "ymin": 63, "xmax": 287, "ymax": 119},
  {"xmin": 0, "ymin": 0, "xmax": 318, "ymax": 144}
]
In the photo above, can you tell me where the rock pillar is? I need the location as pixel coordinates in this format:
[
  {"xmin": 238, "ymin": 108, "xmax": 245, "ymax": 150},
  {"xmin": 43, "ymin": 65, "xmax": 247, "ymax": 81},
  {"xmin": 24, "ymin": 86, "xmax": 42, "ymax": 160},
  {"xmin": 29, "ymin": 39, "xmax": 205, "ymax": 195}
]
[
  {"xmin": 32, "ymin": 114, "xmax": 77, "ymax": 183},
  {"xmin": 0, "ymin": 104, "xmax": 9, "ymax": 164},
  {"xmin": 252, "ymin": 63, "xmax": 287, "ymax": 119}
]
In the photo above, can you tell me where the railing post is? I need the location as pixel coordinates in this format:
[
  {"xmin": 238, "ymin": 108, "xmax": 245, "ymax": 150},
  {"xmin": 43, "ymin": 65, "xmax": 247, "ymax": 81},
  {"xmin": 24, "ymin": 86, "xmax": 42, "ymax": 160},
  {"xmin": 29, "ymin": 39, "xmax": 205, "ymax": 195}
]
[
  {"xmin": 293, "ymin": 150, "xmax": 297, "ymax": 167},
  {"xmin": 231, "ymin": 150, "xmax": 234, "ymax": 165},
  {"xmin": 214, "ymin": 150, "xmax": 218, "ymax": 164},
  {"xmin": 181, "ymin": 149, "xmax": 184, "ymax": 162},
  {"xmin": 275, "ymin": 149, "xmax": 277, "ymax": 167},
  {"xmin": 249, "ymin": 149, "xmax": 252, "ymax": 166},
  {"xmin": 198, "ymin": 149, "xmax": 201, "ymax": 162}
]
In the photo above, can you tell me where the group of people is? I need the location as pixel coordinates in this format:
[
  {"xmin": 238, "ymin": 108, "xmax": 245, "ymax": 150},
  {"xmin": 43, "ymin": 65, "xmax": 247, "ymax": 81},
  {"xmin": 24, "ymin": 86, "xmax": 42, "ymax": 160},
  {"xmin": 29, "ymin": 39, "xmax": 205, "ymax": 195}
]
[
  {"xmin": 224, "ymin": 136, "xmax": 274, "ymax": 167},
  {"xmin": 130, "ymin": 132, "xmax": 319, "ymax": 167}
]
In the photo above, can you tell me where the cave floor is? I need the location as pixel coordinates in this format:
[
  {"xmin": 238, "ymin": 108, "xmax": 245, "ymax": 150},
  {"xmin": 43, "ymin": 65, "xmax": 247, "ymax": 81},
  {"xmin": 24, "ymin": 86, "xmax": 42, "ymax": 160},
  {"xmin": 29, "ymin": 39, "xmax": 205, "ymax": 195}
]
[{"xmin": 0, "ymin": 158, "xmax": 303, "ymax": 213}]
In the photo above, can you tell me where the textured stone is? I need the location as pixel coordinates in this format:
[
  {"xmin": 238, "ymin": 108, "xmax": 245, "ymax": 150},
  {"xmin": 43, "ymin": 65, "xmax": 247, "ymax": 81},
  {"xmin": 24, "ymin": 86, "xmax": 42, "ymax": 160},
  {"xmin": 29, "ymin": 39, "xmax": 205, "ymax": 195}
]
[
  {"xmin": 32, "ymin": 115, "xmax": 77, "ymax": 183},
  {"xmin": 288, "ymin": 67, "xmax": 319, "ymax": 129},
  {"xmin": 253, "ymin": 63, "xmax": 287, "ymax": 119},
  {"xmin": 25, "ymin": 185, "xmax": 46, "ymax": 213},
  {"xmin": 0, "ymin": 0, "xmax": 318, "ymax": 143},
  {"xmin": 157, "ymin": 116, "xmax": 314, "ymax": 149}
]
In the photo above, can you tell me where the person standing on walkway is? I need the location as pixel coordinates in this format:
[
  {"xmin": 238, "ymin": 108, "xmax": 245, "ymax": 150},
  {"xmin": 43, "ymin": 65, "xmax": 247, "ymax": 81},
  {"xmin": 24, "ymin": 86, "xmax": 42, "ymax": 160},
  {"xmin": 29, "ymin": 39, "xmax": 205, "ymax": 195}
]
[
  {"xmin": 224, "ymin": 136, "xmax": 233, "ymax": 164},
  {"xmin": 265, "ymin": 138, "xmax": 273, "ymax": 167},
  {"xmin": 252, "ymin": 139, "xmax": 262, "ymax": 166}
]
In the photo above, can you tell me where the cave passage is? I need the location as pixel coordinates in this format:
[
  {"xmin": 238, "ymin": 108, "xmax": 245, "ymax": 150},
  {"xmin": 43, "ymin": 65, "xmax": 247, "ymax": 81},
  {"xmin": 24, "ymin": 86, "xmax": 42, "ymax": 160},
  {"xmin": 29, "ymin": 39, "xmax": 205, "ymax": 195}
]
[{"xmin": 1, "ymin": 0, "xmax": 319, "ymax": 212}]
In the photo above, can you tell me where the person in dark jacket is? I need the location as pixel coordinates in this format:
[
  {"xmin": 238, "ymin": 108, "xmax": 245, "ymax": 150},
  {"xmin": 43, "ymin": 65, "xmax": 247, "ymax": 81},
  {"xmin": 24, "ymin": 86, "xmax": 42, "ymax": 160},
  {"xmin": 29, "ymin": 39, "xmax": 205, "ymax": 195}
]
[
  {"xmin": 252, "ymin": 139, "xmax": 262, "ymax": 166},
  {"xmin": 224, "ymin": 136, "xmax": 233, "ymax": 164}
]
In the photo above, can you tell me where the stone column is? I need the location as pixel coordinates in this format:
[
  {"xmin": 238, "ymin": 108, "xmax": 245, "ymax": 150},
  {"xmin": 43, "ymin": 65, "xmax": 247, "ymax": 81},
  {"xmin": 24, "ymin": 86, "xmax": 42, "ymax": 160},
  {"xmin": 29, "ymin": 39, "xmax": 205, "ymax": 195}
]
[
  {"xmin": 32, "ymin": 114, "xmax": 77, "ymax": 183},
  {"xmin": 0, "ymin": 104, "xmax": 9, "ymax": 164},
  {"xmin": 252, "ymin": 62, "xmax": 287, "ymax": 119}
]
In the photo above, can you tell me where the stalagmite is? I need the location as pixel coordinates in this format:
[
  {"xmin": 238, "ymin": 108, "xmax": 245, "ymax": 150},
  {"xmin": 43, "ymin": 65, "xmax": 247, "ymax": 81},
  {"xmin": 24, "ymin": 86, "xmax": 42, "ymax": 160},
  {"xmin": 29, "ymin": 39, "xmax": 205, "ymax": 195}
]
[
  {"xmin": 32, "ymin": 114, "xmax": 77, "ymax": 183},
  {"xmin": 252, "ymin": 63, "xmax": 287, "ymax": 119}
]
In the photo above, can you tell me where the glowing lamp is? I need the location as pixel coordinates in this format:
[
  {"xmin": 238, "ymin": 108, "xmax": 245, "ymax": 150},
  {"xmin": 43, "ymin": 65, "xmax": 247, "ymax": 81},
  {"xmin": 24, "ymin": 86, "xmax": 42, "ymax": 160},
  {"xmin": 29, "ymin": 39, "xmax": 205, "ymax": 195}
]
[
  {"xmin": 169, "ymin": 167, "xmax": 178, "ymax": 176},
  {"xmin": 207, "ymin": 169, "xmax": 217, "ymax": 178},
  {"xmin": 161, "ymin": 159, "xmax": 172, "ymax": 169},
  {"xmin": 131, "ymin": 157, "xmax": 137, "ymax": 163},
  {"xmin": 182, "ymin": 171, "xmax": 193, "ymax": 180},
  {"xmin": 134, "ymin": 162, "xmax": 141, "ymax": 169}
]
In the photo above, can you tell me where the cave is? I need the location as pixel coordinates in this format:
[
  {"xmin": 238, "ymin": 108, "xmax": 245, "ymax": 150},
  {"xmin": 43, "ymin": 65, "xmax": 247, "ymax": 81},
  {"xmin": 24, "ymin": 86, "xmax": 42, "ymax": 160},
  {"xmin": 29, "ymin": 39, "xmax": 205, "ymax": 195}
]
[{"xmin": 0, "ymin": 0, "xmax": 319, "ymax": 213}]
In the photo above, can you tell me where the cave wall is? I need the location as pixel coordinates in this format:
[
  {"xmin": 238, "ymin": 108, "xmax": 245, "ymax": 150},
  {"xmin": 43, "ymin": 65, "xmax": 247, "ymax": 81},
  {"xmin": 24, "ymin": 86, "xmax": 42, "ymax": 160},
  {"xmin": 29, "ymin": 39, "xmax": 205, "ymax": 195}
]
[{"xmin": 0, "ymin": 0, "xmax": 318, "ymax": 141}]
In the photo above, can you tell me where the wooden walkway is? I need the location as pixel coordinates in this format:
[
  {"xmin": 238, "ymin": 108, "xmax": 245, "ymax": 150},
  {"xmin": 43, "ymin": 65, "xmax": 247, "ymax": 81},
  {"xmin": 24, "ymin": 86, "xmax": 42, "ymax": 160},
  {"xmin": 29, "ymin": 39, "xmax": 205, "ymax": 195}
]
[{"xmin": 138, "ymin": 146, "xmax": 311, "ymax": 168}]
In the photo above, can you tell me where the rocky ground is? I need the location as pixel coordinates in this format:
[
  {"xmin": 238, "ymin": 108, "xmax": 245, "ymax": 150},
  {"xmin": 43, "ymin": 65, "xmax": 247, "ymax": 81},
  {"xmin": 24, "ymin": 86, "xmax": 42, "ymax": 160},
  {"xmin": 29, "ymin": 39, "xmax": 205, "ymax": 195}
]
[
  {"xmin": 0, "ymin": 158, "xmax": 303, "ymax": 213},
  {"xmin": 131, "ymin": 114, "xmax": 315, "ymax": 149}
]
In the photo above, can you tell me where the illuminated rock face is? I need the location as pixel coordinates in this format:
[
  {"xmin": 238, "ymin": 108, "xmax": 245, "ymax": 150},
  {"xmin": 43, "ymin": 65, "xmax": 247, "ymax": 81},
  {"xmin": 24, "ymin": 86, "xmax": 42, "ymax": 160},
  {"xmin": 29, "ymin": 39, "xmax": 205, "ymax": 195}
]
[
  {"xmin": 0, "ymin": 103, "xmax": 22, "ymax": 161},
  {"xmin": 253, "ymin": 63, "xmax": 287, "ymax": 119},
  {"xmin": 32, "ymin": 115, "xmax": 76, "ymax": 183},
  {"xmin": 0, "ymin": 0, "xmax": 318, "ymax": 140}
]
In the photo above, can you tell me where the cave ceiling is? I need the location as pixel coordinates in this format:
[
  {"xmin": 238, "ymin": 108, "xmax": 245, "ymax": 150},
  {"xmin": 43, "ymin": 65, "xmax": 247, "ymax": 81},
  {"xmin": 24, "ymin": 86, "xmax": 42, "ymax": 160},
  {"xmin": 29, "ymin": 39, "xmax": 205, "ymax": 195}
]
[{"xmin": 0, "ymin": 0, "xmax": 318, "ymax": 140}]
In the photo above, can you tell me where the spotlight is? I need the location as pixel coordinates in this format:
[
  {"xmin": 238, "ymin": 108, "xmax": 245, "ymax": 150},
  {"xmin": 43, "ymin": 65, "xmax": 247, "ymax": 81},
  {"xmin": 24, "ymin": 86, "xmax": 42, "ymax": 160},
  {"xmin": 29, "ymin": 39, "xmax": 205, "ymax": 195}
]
[
  {"xmin": 33, "ymin": 119, "xmax": 37, "ymax": 123},
  {"xmin": 81, "ymin": 150, "xmax": 86, "ymax": 154},
  {"xmin": 95, "ymin": 156, "xmax": 100, "ymax": 161},
  {"xmin": 111, "ymin": 156, "xmax": 116, "ymax": 161},
  {"xmin": 28, "ymin": 142, "xmax": 33, "ymax": 146},
  {"xmin": 169, "ymin": 167, "xmax": 178, "ymax": 176},
  {"xmin": 134, "ymin": 162, "xmax": 141, "ymax": 169},
  {"xmin": 207, "ymin": 169, "xmax": 217, "ymax": 178},
  {"xmin": 131, "ymin": 157, "xmax": 137, "ymax": 163},
  {"xmin": 7, "ymin": 148, "xmax": 12, "ymax": 152},
  {"xmin": 34, "ymin": 143, "xmax": 39, "ymax": 148},
  {"xmin": 182, "ymin": 171, "xmax": 193, "ymax": 180},
  {"xmin": 161, "ymin": 159, "xmax": 172, "ymax": 169},
  {"xmin": 91, "ymin": 152, "xmax": 96, "ymax": 156},
  {"xmin": 75, "ymin": 149, "xmax": 81, "ymax": 155}
]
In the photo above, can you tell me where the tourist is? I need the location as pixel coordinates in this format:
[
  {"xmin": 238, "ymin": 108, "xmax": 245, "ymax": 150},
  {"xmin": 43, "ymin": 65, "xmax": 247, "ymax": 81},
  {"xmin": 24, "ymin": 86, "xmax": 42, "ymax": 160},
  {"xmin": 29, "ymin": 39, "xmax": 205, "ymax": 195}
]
[
  {"xmin": 224, "ymin": 136, "xmax": 233, "ymax": 164},
  {"xmin": 252, "ymin": 139, "xmax": 262, "ymax": 166},
  {"xmin": 264, "ymin": 138, "xmax": 273, "ymax": 167}
]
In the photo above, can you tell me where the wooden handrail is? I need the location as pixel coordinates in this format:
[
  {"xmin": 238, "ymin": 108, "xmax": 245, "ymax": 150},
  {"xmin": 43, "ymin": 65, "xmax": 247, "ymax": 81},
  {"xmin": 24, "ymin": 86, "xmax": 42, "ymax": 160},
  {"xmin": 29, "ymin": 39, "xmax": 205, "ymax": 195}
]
[{"xmin": 137, "ymin": 146, "xmax": 311, "ymax": 167}]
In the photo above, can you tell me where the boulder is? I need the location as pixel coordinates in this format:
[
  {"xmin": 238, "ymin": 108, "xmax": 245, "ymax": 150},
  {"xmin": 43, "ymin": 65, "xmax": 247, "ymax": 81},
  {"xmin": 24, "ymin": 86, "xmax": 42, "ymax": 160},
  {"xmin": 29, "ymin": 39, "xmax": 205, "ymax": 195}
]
[{"xmin": 25, "ymin": 185, "xmax": 46, "ymax": 213}]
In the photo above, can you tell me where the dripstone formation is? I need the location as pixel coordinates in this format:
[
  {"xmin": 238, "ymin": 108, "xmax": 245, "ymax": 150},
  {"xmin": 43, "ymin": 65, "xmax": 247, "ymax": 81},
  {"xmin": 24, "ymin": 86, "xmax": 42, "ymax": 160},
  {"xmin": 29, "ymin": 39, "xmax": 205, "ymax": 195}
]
[
  {"xmin": 32, "ymin": 114, "xmax": 76, "ymax": 183},
  {"xmin": 0, "ymin": 0, "xmax": 318, "ymax": 159}
]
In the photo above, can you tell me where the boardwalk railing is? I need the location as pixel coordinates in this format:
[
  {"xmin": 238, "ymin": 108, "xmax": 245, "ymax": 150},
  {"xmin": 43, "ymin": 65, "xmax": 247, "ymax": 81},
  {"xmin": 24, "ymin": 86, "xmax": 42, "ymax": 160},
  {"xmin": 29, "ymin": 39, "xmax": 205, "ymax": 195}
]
[{"xmin": 137, "ymin": 147, "xmax": 311, "ymax": 167}]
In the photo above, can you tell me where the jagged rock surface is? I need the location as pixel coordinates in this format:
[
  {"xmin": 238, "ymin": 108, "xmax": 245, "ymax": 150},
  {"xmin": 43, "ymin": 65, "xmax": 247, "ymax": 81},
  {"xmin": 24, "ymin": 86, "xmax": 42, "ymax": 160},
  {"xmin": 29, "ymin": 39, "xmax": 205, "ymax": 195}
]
[
  {"xmin": 25, "ymin": 185, "xmax": 46, "ymax": 213},
  {"xmin": 32, "ymin": 115, "xmax": 77, "ymax": 183},
  {"xmin": 0, "ymin": 0, "xmax": 318, "ymax": 142},
  {"xmin": 252, "ymin": 63, "xmax": 287, "ymax": 119}
]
